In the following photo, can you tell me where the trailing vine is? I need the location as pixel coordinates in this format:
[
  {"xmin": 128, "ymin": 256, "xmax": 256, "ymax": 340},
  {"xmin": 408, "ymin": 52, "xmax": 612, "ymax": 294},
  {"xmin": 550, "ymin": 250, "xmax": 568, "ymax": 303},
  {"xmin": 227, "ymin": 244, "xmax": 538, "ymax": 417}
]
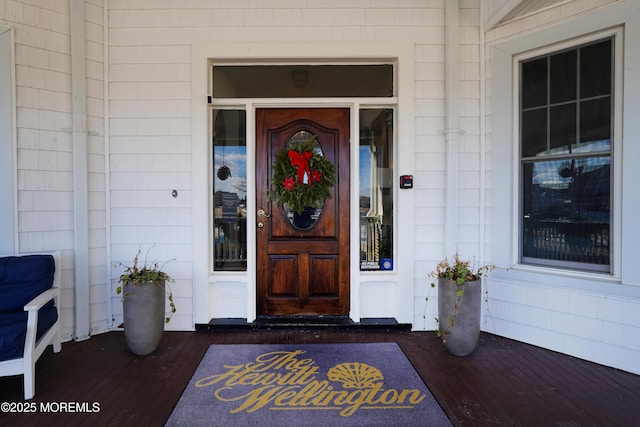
[
  {"xmin": 426, "ymin": 251, "xmax": 495, "ymax": 337},
  {"xmin": 116, "ymin": 246, "xmax": 176, "ymax": 323}
]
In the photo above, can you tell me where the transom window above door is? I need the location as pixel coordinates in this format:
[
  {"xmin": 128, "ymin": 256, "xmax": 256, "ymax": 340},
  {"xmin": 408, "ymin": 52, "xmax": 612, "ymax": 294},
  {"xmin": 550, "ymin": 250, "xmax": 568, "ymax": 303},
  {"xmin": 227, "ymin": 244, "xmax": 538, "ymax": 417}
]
[{"xmin": 212, "ymin": 64, "xmax": 394, "ymax": 98}]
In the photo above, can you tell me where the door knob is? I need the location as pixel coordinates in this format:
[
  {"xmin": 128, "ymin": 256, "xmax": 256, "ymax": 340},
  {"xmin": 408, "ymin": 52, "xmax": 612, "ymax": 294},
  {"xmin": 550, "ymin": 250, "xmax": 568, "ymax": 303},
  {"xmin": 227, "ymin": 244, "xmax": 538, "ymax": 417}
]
[{"xmin": 257, "ymin": 209, "xmax": 271, "ymax": 218}]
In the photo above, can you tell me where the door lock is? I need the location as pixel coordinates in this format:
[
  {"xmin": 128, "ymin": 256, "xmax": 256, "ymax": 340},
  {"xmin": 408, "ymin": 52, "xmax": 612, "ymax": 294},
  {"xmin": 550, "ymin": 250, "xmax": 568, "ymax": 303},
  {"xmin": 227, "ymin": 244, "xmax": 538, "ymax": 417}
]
[{"xmin": 257, "ymin": 209, "xmax": 270, "ymax": 229}]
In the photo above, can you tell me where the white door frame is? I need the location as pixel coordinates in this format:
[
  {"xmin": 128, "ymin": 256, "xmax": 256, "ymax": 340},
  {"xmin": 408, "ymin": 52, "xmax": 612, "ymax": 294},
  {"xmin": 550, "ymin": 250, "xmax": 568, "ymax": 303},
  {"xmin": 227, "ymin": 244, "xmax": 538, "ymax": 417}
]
[{"xmin": 191, "ymin": 42, "xmax": 414, "ymax": 327}]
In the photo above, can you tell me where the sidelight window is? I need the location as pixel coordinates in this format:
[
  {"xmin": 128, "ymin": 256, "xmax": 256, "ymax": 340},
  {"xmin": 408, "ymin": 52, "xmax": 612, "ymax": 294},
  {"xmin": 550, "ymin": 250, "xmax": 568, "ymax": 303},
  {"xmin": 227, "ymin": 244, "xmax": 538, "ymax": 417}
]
[
  {"xmin": 359, "ymin": 109, "xmax": 394, "ymax": 271},
  {"xmin": 212, "ymin": 109, "xmax": 247, "ymax": 271}
]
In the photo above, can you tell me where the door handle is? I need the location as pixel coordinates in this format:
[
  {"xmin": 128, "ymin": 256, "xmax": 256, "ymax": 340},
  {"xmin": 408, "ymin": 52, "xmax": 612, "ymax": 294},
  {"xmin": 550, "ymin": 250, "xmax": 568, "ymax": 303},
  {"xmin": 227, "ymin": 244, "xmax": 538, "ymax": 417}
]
[{"xmin": 257, "ymin": 209, "xmax": 270, "ymax": 229}]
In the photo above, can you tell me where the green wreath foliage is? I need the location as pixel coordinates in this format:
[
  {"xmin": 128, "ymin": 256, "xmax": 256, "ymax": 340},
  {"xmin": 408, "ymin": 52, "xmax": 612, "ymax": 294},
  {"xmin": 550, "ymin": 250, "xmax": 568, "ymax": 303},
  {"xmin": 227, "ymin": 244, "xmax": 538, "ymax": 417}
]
[{"xmin": 267, "ymin": 138, "xmax": 336, "ymax": 215}]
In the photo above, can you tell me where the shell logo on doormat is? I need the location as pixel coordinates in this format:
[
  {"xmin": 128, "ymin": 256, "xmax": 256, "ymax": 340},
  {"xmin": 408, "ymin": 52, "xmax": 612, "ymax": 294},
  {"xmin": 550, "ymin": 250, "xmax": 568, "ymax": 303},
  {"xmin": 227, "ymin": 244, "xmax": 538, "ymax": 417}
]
[
  {"xmin": 327, "ymin": 362, "xmax": 384, "ymax": 389},
  {"xmin": 194, "ymin": 350, "xmax": 427, "ymax": 417}
]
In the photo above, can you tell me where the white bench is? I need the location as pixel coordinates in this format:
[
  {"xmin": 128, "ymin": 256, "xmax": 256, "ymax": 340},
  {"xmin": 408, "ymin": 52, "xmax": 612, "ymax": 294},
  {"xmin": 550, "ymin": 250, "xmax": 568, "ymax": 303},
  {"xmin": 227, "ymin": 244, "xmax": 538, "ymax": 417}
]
[{"xmin": 0, "ymin": 251, "xmax": 62, "ymax": 399}]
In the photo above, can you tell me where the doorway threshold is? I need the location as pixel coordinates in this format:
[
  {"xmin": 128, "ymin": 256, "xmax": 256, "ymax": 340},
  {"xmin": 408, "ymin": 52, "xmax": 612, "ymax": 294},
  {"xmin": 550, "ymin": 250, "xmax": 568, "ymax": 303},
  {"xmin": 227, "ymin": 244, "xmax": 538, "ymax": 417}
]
[{"xmin": 195, "ymin": 317, "xmax": 411, "ymax": 331}]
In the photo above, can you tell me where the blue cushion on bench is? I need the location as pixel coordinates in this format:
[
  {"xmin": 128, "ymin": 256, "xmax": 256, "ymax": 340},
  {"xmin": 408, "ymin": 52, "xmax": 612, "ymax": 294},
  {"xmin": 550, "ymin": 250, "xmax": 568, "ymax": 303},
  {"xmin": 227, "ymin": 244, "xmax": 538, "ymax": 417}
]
[
  {"xmin": 0, "ymin": 255, "xmax": 55, "ymax": 314},
  {"xmin": 0, "ymin": 303, "xmax": 58, "ymax": 361}
]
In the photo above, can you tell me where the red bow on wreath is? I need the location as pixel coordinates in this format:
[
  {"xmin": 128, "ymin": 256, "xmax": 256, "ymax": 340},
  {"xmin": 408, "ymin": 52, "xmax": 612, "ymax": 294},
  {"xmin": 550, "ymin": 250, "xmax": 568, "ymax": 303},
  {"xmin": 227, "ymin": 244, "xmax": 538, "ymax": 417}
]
[{"xmin": 288, "ymin": 150, "xmax": 313, "ymax": 186}]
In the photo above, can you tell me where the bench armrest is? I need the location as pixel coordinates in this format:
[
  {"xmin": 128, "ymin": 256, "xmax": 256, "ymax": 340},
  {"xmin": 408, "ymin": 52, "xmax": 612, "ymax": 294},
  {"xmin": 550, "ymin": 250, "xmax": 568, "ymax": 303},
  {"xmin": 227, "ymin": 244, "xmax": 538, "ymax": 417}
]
[{"xmin": 24, "ymin": 287, "xmax": 59, "ymax": 312}]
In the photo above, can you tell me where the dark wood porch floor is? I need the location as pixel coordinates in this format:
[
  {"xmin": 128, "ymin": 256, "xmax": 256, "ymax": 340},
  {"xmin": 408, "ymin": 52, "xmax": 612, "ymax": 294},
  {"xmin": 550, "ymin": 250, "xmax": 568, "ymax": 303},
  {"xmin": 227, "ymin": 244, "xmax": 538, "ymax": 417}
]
[{"xmin": 1, "ymin": 329, "xmax": 639, "ymax": 426}]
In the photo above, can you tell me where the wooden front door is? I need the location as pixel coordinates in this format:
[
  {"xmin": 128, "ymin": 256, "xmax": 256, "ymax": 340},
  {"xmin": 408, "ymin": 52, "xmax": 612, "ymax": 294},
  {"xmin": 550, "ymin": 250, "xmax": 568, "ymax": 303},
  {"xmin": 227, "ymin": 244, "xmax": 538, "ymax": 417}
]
[{"xmin": 256, "ymin": 108, "xmax": 350, "ymax": 316}]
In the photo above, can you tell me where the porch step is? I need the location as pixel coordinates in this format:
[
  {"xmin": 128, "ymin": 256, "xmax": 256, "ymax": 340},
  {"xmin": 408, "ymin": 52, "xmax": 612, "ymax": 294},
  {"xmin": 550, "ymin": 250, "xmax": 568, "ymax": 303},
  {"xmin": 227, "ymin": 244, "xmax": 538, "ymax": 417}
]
[{"xmin": 195, "ymin": 317, "xmax": 411, "ymax": 332}]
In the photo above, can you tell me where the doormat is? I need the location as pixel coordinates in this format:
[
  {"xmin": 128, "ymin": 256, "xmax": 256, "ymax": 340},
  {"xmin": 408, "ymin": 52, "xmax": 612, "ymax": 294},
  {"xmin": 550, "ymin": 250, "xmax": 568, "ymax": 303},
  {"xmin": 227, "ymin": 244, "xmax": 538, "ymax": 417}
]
[{"xmin": 166, "ymin": 343, "xmax": 451, "ymax": 427}]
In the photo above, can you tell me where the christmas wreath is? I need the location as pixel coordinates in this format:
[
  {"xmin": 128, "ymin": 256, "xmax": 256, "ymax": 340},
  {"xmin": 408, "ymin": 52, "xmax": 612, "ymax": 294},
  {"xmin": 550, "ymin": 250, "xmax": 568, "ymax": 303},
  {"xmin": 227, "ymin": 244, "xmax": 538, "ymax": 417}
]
[{"xmin": 267, "ymin": 137, "xmax": 336, "ymax": 215}]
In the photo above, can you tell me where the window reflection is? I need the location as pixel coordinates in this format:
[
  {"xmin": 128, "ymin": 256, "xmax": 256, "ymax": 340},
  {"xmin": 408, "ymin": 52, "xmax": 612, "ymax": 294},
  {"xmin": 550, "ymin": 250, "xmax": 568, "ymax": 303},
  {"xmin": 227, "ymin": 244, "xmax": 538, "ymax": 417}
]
[
  {"xmin": 212, "ymin": 110, "xmax": 247, "ymax": 271},
  {"xmin": 522, "ymin": 156, "xmax": 610, "ymax": 268},
  {"xmin": 359, "ymin": 109, "xmax": 394, "ymax": 271}
]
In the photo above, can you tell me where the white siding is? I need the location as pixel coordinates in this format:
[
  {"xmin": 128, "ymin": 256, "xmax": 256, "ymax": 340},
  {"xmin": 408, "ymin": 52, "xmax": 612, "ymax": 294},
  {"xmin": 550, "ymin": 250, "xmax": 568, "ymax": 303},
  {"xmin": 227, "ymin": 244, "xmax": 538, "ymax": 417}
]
[
  {"xmin": 3, "ymin": 0, "xmax": 74, "ymax": 340},
  {"xmin": 108, "ymin": 0, "xmax": 446, "ymax": 330},
  {"xmin": 413, "ymin": 1, "xmax": 486, "ymax": 329},
  {"xmin": 1, "ymin": 0, "xmax": 108, "ymax": 340},
  {"xmin": 487, "ymin": 0, "xmax": 640, "ymax": 374}
]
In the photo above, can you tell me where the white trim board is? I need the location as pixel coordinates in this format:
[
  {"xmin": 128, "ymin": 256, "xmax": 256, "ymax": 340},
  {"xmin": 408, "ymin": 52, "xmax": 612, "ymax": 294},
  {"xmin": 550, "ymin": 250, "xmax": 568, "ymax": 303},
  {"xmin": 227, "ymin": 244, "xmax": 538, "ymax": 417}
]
[{"xmin": 0, "ymin": 25, "xmax": 17, "ymax": 254}]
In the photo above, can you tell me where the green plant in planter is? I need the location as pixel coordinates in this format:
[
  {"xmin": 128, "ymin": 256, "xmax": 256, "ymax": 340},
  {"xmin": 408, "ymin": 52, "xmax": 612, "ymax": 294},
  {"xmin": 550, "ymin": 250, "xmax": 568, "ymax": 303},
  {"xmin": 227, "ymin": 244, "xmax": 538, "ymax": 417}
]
[
  {"xmin": 426, "ymin": 251, "xmax": 495, "ymax": 337},
  {"xmin": 116, "ymin": 247, "xmax": 176, "ymax": 323}
]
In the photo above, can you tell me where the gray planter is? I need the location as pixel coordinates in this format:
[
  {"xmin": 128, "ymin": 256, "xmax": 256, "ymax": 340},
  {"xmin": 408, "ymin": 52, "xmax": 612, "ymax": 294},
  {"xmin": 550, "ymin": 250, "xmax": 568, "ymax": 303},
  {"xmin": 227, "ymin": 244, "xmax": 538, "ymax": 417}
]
[
  {"xmin": 438, "ymin": 278, "xmax": 481, "ymax": 356},
  {"xmin": 122, "ymin": 280, "xmax": 166, "ymax": 356}
]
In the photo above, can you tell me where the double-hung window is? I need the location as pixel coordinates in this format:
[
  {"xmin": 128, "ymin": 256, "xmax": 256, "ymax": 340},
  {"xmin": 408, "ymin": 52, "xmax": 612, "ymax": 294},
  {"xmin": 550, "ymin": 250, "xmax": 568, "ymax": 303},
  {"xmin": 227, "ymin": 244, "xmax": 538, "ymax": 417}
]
[{"xmin": 519, "ymin": 37, "xmax": 613, "ymax": 272}]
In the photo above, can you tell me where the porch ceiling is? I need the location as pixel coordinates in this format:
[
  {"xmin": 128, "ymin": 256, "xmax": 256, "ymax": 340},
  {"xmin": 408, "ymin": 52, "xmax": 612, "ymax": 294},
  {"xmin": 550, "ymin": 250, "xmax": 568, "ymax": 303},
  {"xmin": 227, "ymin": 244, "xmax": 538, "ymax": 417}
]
[{"xmin": 487, "ymin": 0, "xmax": 568, "ymax": 29}]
